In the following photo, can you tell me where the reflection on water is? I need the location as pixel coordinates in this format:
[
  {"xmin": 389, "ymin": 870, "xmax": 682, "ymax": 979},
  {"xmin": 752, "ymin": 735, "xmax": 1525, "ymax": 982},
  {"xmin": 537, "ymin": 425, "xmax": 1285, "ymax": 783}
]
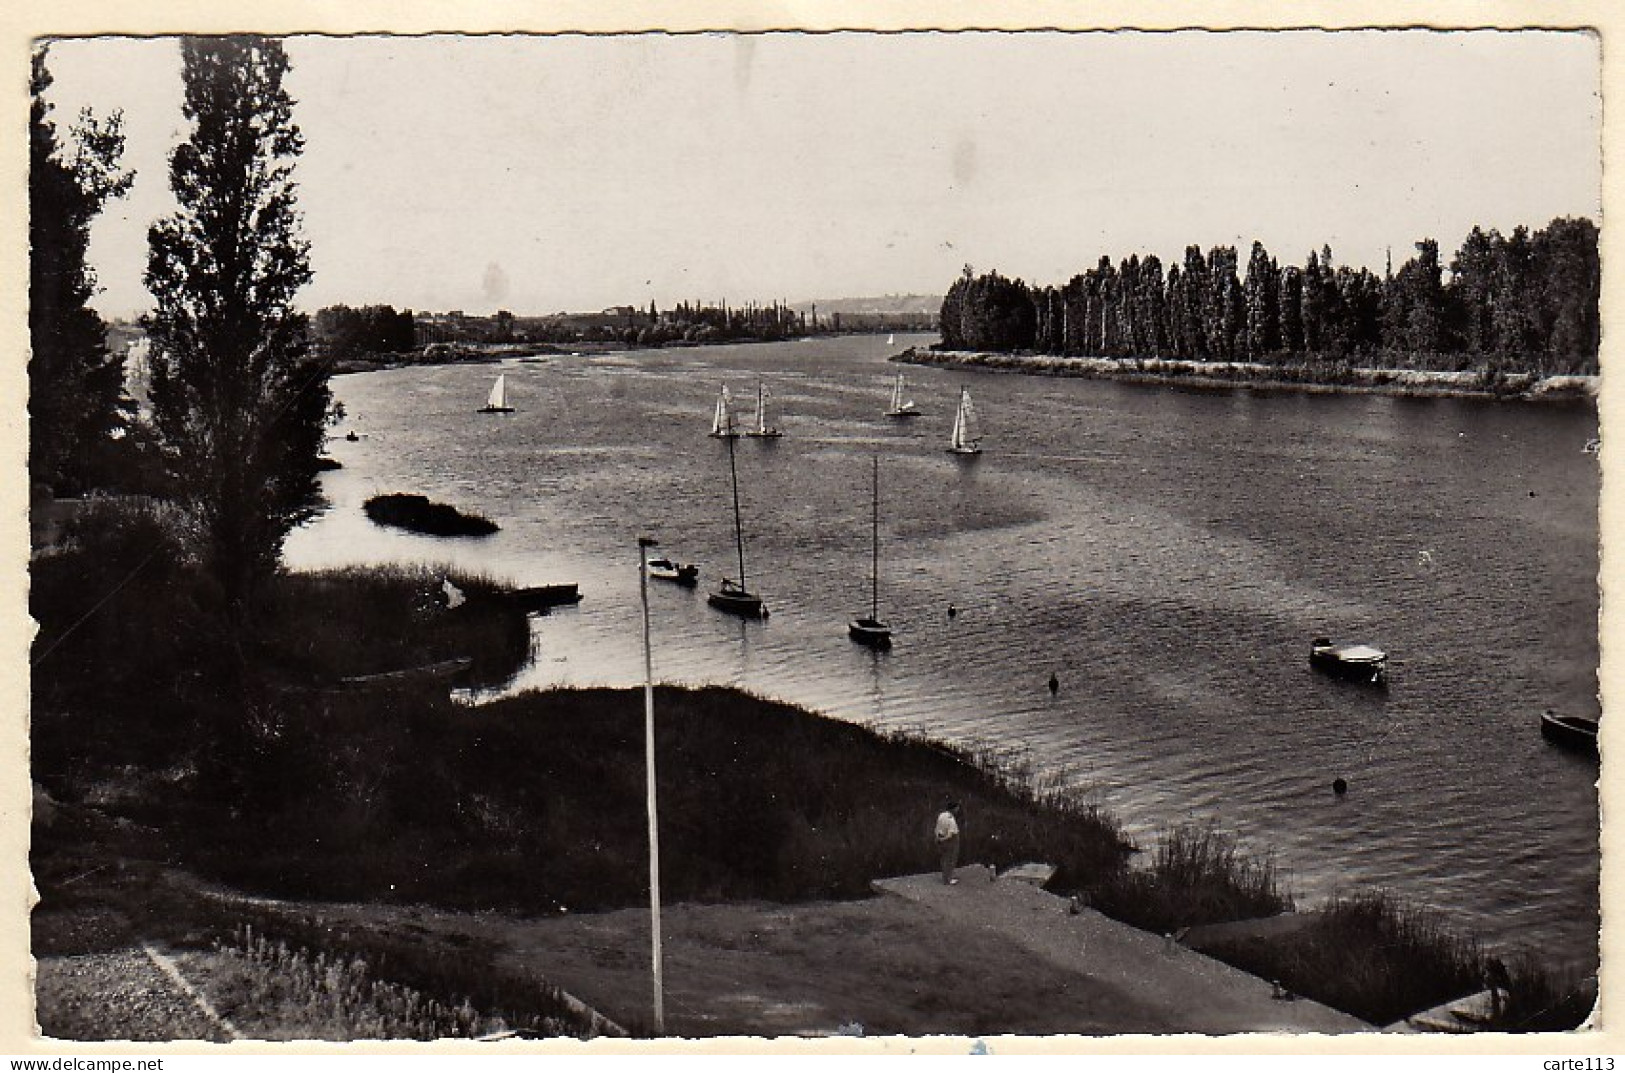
[{"xmin": 286, "ymin": 334, "xmax": 1601, "ymax": 971}]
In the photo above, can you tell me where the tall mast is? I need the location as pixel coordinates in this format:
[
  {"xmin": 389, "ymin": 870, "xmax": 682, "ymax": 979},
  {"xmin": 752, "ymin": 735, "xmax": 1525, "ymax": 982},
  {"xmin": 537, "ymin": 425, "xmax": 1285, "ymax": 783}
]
[
  {"xmin": 871, "ymin": 454, "xmax": 880, "ymax": 619},
  {"xmin": 727, "ymin": 433, "xmax": 747, "ymax": 589}
]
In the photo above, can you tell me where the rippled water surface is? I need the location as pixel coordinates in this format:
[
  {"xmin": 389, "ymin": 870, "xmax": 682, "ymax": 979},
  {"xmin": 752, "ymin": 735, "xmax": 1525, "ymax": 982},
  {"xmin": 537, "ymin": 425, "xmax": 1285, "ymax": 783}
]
[{"xmin": 286, "ymin": 335, "xmax": 1601, "ymax": 970}]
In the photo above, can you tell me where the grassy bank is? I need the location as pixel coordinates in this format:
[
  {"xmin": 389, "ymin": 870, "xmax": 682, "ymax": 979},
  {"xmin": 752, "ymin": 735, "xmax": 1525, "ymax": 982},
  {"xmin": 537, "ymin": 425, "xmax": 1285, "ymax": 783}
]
[
  {"xmin": 899, "ymin": 348, "xmax": 1599, "ymax": 403},
  {"xmin": 190, "ymin": 684, "xmax": 1134, "ymax": 912},
  {"xmin": 1190, "ymin": 891, "xmax": 1594, "ymax": 1031},
  {"xmin": 1089, "ymin": 823, "xmax": 1292, "ymax": 934}
]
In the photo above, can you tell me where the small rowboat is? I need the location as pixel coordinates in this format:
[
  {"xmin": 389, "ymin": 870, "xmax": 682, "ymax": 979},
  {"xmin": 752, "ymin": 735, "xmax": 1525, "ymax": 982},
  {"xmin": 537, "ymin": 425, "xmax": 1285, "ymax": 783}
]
[
  {"xmin": 646, "ymin": 557, "xmax": 699, "ymax": 586},
  {"xmin": 1540, "ymin": 710, "xmax": 1598, "ymax": 754},
  {"xmin": 1309, "ymin": 638, "xmax": 1387, "ymax": 685}
]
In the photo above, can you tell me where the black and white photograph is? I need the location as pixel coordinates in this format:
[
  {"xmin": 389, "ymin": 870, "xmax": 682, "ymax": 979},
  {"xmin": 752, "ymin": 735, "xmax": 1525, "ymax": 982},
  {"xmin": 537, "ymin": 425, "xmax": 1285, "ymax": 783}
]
[{"xmin": 17, "ymin": 12, "xmax": 1610, "ymax": 1051}]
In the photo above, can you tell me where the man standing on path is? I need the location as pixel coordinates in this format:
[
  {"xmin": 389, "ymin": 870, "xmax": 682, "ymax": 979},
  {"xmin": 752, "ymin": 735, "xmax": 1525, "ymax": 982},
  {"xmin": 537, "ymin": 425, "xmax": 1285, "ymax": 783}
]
[{"xmin": 935, "ymin": 802, "xmax": 962, "ymax": 884}]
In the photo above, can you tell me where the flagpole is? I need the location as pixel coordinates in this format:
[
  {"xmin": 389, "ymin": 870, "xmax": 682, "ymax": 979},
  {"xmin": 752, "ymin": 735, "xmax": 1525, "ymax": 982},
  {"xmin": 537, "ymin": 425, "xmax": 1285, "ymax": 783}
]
[{"xmin": 637, "ymin": 536, "xmax": 665, "ymax": 1035}]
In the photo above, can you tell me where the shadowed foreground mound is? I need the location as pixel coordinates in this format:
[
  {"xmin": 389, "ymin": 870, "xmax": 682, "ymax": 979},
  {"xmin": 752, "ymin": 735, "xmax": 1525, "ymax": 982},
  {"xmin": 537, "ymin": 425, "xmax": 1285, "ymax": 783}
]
[{"xmin": 202, "ymin": 685, "xmax": 1133, "ymax": 912}]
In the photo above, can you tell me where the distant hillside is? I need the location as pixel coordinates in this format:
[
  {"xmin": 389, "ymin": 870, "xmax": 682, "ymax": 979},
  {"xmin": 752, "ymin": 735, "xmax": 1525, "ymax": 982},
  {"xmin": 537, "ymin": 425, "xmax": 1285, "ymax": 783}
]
[{"xmin": 788, "ymin": 294, "xmax": 941, "ymax": 317}]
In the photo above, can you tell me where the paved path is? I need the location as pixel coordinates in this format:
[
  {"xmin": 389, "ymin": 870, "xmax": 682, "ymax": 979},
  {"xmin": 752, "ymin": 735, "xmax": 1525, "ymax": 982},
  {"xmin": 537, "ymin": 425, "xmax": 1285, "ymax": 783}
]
[{"xmin": 874, "ymin": 868, "xmax": 1372, "ymax": 1036}]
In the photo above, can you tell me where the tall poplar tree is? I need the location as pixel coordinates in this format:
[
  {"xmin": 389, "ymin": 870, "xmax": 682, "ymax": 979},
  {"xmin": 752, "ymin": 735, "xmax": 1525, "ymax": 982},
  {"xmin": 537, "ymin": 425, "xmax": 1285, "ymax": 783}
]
[
  {"xmin": 30, "ymin": 47, "xmax": 134, "ymax": 495},
  {"xmin": 145, "ymin": 36, "xmax": 330, "ymax": 611}
]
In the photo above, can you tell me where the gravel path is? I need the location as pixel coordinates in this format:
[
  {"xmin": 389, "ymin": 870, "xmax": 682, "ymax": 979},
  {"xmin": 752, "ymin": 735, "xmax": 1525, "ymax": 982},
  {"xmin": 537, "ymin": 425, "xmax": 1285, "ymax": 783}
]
[{"xmin": 34, "ymin": 945, "xmax": 232, "ymax": 1042}]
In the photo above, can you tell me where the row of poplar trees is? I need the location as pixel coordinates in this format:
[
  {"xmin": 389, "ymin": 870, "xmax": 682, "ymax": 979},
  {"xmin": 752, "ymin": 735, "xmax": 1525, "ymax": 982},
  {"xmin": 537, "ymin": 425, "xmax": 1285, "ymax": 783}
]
[
  {"xmin": 939, "ymin": 220, "xmax": 1600, "ymax": 376},
  {"xmin": 30, "ymin": 36, "xmax": 331, "ymax": 614}
]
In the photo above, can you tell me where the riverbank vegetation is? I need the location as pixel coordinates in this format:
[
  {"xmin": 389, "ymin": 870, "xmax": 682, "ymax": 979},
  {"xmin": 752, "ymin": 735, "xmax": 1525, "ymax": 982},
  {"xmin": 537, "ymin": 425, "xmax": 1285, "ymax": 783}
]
[
  {"xmin": 317, "ymin": 295, "xmax": 936, "ymax": 361},
  {"xmin": 32, "ymin": 512, "xmax": 1589, "ymax": 1032},
  {"xmin": 1190, "ymin": 891, "xmax": 1594, "ymax": 1031},
  {"xmin": 363, "ymin": 492, "xmax": 501, "ymax": 537},
  {"xmin": 939, "ymin": 217, "xmax": 1599, "ymax": 378},
  {"xmin": 1089, "ymin": 823, "xmax": 1292, "ymax": 934},
  {"xmin": 899, "ymin": 348, "xmax": 1598, "ymax": 402}
]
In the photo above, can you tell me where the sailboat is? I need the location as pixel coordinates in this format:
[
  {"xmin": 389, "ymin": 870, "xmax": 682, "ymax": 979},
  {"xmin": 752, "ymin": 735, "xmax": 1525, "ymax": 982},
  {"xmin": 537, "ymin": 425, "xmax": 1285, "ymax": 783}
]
[
  {"xmin": 707, "ymin": 434, "xmax": 768, "ymax": 618},
  {"xmin": 946, "ymin": 387, "xmax": 982, "ymax": 455},
  {"xmin": 478, "ymin": 374, "xmax": 514, "ymax": 413},
  {"xmin": 744, "ymin": 381, "xmax": 783, "ymax": 439},
  {"xmin": 848, "ymin": 455, "xmax": 892, "ymax": 648},
  {"xmin": 709, "ymin": 385, "xmax": 739, "ymax": 439},
  {"xmin": 885, "ymin": 372, "xmax": 922, "ymax": 418},
  {"xmin": 887, "ymin": 333, "xmax": 896, "ymax": 346}
]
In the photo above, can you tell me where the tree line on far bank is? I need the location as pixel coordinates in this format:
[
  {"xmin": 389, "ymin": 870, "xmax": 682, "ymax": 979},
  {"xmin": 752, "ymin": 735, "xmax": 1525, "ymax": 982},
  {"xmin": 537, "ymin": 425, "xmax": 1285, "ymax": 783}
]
[
  {"xmin": 314, "ymin": 297, "xmax": 927, "ymax": 355},
  {"xmin": 939, "ymin": 218, "xmax": 1600, "ymax": 377}
]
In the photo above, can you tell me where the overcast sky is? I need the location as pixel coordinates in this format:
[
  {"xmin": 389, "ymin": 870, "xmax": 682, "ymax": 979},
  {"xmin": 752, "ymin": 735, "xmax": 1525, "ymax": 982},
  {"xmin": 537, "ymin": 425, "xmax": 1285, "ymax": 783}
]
[{"xmin": 41, "ymin": 30, "xmax": 1601, "ymax": 319}]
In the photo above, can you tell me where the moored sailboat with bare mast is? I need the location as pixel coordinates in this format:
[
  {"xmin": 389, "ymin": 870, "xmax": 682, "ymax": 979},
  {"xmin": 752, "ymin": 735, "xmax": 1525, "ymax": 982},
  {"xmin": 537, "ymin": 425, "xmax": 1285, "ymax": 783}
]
[
  {"xmin": 707, "ymin": 434, "xmax": 768, "ymax": 618},
  {"xmin": 848, "ymin": 455, "xmax": 892, "ymax": 648}
]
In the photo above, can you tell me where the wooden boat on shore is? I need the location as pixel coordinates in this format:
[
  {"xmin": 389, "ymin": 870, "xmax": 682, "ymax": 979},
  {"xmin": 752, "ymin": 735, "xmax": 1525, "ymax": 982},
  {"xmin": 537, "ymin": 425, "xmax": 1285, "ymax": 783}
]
[
  {"xmin": 478, "ymin": 374, "xmax": 514, "ymax": 413},
  {"xmin": 1309, "ymin": 638, "xmax": 1387, "ymax": 684},
  {"xmin": 646, "ymin": 556, "xmax": 699, "ymax": 586},
  {"xmin": 1540, "ymin": 710, "xmax": 1598, "ymax": 754},
  {"xmin": 848, "ymin": 455, "xmax": 892, "ymax": 648},
  {"xmin": 708, "ymin": 434, "xmax": 768, "ymax": 618},
  {"xmin": 509, "ymin": 583, "xmax": 583, "ymax": 613}
]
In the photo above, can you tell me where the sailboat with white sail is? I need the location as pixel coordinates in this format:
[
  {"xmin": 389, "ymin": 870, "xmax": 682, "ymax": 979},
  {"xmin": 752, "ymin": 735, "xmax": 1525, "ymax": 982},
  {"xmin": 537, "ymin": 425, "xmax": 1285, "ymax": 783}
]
[
  {"xmin": 709, "ymin": 385, "xmax": 739, "ymax": 439},
  {"xmin": 946, "ymin": 387, "xmax": 982, "ymax": 455},
  {"xmin": 884, "ymin": 372, "xmax": 922, "ymax": 418},
  {"xmin": 478, "ymin": 373, "xmax": 514, "ymax": 414},
  {"xmin": 744, "ymin": 381, "xmax": 783, "ymax": 439},
  {"xmin": 707, "ymin": 434, "xmax": 768, "ymax": 618},
  {"xmin": 848, "ymin": 455, "xmax": 892, "ymax": 648}
]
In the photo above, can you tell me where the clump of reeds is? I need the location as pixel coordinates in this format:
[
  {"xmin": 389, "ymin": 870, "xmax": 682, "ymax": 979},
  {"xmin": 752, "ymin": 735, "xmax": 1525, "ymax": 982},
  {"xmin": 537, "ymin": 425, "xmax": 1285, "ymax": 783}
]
[
  {"xmin": 1495, "ymin": 952, "xmax": 1597, "ymax": 1032},
  {"xmin": 1196, "ymin": 889, "xmax": 1514, "ymax": 1028},
  {"xmin": 363, "ymin": 493, "xmax": 499, "ymax": 536},
  {"xmin": 1086, "ymin": 822, "xmax": 1291, "ymax": 935}
]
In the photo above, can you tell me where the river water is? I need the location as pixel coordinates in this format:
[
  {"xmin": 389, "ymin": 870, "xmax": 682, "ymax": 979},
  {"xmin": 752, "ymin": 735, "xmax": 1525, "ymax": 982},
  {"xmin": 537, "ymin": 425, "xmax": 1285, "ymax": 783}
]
[{"xmin": 284, "ymin": 334, "xmax": 1601, "ymax": 972}]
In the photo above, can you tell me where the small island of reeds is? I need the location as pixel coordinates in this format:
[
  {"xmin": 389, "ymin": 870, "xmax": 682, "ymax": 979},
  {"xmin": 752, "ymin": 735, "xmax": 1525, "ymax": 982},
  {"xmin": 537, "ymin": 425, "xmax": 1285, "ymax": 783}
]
[{"xmin": 363, "ymin": 492, "xmax": 499, "ymax": 537}]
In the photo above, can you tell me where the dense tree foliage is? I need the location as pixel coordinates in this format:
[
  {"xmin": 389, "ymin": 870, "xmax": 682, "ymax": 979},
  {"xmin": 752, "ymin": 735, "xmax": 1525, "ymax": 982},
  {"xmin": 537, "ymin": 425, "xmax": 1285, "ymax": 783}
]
[
  {"xmin": 29, "ymin": 47, "xmax": 134, "ymax": 495},
  {"xmin": 313, "ymin": 303, "xmax": 416, "ymax": 355},
  {"xmin": 145, "ymin": 37, "xmax": 332, "ymax": 610},
  {"xmin": 939, "ymin": 218, "xmax": 1599, "ymax": 375}
]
